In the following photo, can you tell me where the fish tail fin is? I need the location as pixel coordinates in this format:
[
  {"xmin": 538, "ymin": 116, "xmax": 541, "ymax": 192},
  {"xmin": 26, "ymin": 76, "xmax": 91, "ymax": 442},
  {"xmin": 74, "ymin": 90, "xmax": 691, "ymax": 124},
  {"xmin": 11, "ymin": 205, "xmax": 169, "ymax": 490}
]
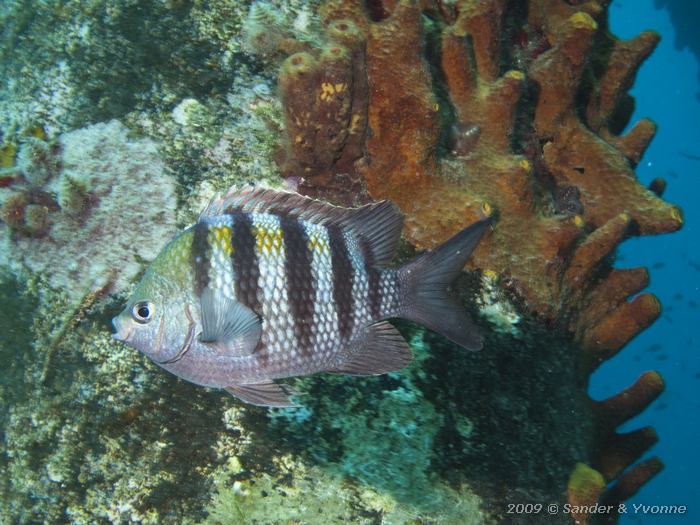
[{"xmin": 396, "ymin": 217, "xmax": 492, "ymax": 351}]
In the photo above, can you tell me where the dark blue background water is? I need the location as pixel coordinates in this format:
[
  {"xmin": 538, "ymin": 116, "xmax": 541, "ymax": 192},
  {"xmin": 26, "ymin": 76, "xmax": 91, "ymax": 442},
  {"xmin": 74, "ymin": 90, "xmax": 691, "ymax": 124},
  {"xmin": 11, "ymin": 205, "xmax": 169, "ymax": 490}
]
[{"xmin": 591, "ymin": 1, "xmax": 699, "ymax": 523}]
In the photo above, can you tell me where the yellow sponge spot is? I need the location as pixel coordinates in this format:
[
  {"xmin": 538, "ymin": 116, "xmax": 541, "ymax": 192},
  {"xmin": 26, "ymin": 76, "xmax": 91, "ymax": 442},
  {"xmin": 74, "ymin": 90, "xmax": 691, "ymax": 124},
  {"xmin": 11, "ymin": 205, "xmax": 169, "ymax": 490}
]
[
  {"xmin": 518, "ymin": 159, "xmax": 532, "ymax": 174},
  {"xmin": 28, "ymin": 124, "xmax": 47, "ymax": 141},
  {"xmin": 505, "ymin": 70, "xmax": 524, "ymax": 81},
  {"xmin": 320, "ymin": 82, "xmax": 336, "ymax": 102},
  {"xmin": 567, "ymin": 463, "xmax": 605, "ymax": 499},
  {"xmin": 483, "ymin": 269, "xmax": 498, "ymax": 280},
  {"xmin": 481, "ymin": 202, "xmax": 493, "ymax": 216},
  {"xmin": 569, "ymin": 12, "xmax": 598, "ymax": 32},
  {"xmin": 671, "ymin": 207, "xmax": 684, "ymax": 225},
  {"xmin": 574, "ymin": 215, "xmax": 584, "ymax": 228},
  {"xmin": 349, "ymin": 114, "xmax": 362, "ymax": 134}
]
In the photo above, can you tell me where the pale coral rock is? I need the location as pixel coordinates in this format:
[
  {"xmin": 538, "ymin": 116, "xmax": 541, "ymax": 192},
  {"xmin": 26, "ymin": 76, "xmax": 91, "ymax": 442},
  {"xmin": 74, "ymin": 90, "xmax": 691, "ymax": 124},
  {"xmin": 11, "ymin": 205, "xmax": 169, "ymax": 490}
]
[
  {"xmin": 0, "ymin": 120, "xmax": 177, "ymax": 301},
  {"xmin": 172, "ymin": 98, "xmax": 205, "ymax": 128},
  {"xmin": 478, "ymin": 272, "xmax": 522, "ymax": 337}
]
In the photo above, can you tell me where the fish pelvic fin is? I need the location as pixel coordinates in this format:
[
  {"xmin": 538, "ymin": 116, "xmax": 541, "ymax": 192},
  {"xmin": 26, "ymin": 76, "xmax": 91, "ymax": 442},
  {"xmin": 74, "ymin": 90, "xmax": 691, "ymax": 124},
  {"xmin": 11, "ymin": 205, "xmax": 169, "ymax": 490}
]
[
  {"xmin": 396, "ymin": 217, "xmax": 492, "ymax": 351},
  {"xmin": 328, "ymin": 320, "xmax": 412, "ymax": 375},
  {"xmin": 225, "ymin": 381, "xmax": 300, "ymax": 408}
]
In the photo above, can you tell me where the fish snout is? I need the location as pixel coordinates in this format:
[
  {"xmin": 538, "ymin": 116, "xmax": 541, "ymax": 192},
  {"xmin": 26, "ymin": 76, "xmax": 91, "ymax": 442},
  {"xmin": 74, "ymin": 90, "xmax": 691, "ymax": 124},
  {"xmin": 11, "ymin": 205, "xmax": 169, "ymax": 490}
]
[{"xmin": 112, "ymin": 315, "xmax": 133, "ymax": 342}]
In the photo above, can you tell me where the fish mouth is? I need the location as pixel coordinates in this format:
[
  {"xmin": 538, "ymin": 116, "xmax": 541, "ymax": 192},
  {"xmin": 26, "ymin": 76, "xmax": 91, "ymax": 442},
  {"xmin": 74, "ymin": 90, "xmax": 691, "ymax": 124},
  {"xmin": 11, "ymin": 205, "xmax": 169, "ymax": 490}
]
[{"xmin": 112, "ymin": 316, "xmax": 133, "ymax": 342}]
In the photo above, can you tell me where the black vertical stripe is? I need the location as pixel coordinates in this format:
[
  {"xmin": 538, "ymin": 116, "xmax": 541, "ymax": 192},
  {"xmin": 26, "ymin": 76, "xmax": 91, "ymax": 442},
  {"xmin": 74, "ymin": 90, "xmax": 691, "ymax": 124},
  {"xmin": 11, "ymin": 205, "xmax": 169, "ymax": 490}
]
[
  {"xmin": 230, "ymin": 213, "xmax": 262, "ymax": 314},
  {"xmin": 280, "ymin": 216, "xmax": 315, "ymax": 354},
  {"xmin": 327, "ymin": 225, "xmax": 355, "ymax": 340},
  {"xmin": 191, "ymin": 222, "xmax": 210, "ymax": 296},
  {"xmin": 359, "ymin": 236, "xmax": 382, "ymax": 319},
  {"xmin": 367, "ymin": 268, "xmax": 382, "ymax": 320}
]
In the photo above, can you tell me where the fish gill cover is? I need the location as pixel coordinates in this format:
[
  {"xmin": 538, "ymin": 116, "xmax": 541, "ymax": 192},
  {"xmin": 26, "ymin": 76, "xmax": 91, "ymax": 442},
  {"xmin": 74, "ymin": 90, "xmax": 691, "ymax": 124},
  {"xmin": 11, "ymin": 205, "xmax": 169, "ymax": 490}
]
[{"xmin": 0, "ymin": 0, "xmax": 683, "ymax": 524}]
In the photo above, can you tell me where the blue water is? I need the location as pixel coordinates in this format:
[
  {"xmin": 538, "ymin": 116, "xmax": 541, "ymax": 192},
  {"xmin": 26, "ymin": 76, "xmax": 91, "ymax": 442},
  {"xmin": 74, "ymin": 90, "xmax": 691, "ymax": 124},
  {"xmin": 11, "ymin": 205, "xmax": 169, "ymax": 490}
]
[{"xmin": 591, "ymin": 1, "xmax": 700, "ymax": 523}]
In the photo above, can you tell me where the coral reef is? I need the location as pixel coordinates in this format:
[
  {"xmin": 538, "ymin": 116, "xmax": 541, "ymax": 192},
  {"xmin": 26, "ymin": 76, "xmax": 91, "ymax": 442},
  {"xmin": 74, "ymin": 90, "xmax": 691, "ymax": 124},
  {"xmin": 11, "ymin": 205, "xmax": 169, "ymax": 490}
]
[
  {"xmin": 0, "ymin": 1, "xmax": 683, "ymax": 524},
  {"xmin": 125, "ymin": 73, "xmax": 286, "ymax": 223},
  {"xmin": 0, "ymin": 0, "xmax": 325, "ymax": 136},
  {"xmin": 0, "ymin": 120, "xmax": 177, "ymax": 301},
  {"xmin": 0, "ymin": 274, "xmax": 490, "ymax": 524},
  {"xmin": 0, "ymin": 0, "xmax": 247, "ymax": 133},
  {"xmin": 241, "ymin": 1, "xmax": 318, "ymax": 59},
  {"xmin": 274, "ymin": 0, "xmax": 681, "ymax": 520}
]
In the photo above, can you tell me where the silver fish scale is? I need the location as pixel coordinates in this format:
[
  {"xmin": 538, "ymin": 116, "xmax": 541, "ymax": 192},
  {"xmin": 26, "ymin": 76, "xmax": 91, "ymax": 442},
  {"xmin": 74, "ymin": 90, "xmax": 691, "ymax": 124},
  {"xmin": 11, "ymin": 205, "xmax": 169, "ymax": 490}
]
[
  {"xmin": 379, "ymin": 271, "xmax": 399, "ymax": 318},
  {"xmin": 250, "ymin": 214, "xmax": 294, "ymax": 366},
  {"xmin": 304, "ymin": 221, "xmax": 340, "ymax": 367},
  {"xmin": 248, "ymin": 213, "xmax": 338, "ymax": 377},
  {"xmin": 204, "ymin": 215, "xmax": 237, "ymax": 302},
  {"xmin": 344, "ymin": 230, "xmax": 372, "ymax": 326}
]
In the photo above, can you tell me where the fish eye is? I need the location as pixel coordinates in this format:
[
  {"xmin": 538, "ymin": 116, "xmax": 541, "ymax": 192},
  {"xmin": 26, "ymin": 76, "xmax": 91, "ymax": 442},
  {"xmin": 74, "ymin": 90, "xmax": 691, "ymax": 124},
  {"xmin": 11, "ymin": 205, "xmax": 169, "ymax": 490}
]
[{"xmin": 131, "ymin": 301, "xmax": 155, "ymax": 324}]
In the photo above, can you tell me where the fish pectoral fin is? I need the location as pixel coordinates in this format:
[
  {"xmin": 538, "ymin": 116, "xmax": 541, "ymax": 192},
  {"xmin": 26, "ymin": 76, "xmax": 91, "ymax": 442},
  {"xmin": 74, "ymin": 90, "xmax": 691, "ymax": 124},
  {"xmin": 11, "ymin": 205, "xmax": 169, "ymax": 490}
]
[
  {"xmin": 225, "ymin": 381, "xmax": 300, "ymax": 408},
  {"xmin": 200, "ymin": 287, "xmax": 262, "ymax": 357},
  {"xmin": 327, "ymin": 321, "xmax": 413, "ymax": 376}
]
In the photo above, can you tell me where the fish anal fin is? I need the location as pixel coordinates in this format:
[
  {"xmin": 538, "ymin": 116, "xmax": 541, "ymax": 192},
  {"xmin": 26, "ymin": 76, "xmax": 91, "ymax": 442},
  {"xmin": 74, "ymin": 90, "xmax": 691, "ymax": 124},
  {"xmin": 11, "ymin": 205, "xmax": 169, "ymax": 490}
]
[
  {"xmin": 201, "ymin": 186, "xmax": 404, "ymax": 267},
  {"xmin": 225, "ymin": 381, "xmax": 299, "ymax": 408},
  {"xmin": 328, "ymin": 321, "xmax": 412, "ymax": 376},
  {"xmin": 200, "ymin": 288, "xmax": 261, "ymax": 357}
]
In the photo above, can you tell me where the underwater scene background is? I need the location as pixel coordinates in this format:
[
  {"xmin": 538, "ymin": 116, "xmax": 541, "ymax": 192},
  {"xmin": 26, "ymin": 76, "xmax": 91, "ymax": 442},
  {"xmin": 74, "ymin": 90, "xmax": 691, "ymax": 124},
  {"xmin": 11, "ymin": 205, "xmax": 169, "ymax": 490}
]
[
  {"xmin": 0, "ymin": 0, "xmax": 697, "ymax": 524},
  {"xmin": 595, "ymin": 1, "xmax": 699, "ymax": 524}
]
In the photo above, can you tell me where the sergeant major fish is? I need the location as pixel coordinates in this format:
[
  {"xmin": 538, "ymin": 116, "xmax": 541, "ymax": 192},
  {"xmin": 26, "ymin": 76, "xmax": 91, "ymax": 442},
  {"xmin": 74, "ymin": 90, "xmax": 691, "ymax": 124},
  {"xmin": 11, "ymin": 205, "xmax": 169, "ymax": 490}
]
[{"xmin": 112, "ymin": 187, "xmax": 491, "ymax": 407}]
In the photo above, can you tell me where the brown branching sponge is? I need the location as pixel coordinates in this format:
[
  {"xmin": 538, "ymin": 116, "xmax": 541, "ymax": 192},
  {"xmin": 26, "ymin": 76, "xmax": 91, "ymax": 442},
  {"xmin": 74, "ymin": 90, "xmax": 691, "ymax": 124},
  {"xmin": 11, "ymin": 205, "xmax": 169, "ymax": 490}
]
[
  {"xmin": 276, "ymin": 17, "xmax": 370, "ymax": 203},
  {"xmin": 274, "ymin": 0, "xmax": 681, "ymax": 518}
]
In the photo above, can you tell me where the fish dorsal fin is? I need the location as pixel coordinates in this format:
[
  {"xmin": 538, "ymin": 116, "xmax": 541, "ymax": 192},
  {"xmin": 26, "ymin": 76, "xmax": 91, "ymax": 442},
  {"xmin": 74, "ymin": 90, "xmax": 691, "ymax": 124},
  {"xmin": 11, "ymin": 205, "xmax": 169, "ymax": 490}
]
[
  {"xmin": 201, "ymin": 186, "xmax": 404, "ymax": 267},
  {"xmin": 225, "ymin": 381, "xmax": 299, "ymax": 407},
  {"xmin": 340, "ymin": 199, "xmax": 405, "ymax": 267},
  {"xmin": 200, "ymin": 287, "xmax": 262, "ymax": 357},
  {"xmin": 327, "ymin": 321, "xmax": 413, "ymax": 375}
]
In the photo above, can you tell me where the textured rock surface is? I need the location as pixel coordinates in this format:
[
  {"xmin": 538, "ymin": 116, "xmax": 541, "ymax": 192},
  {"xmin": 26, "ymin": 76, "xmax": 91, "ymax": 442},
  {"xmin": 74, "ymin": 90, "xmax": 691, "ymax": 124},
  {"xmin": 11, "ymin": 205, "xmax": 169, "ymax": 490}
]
[
  {"xmin": 0, "ymin": 1, "xmax": 682, "ymax": 524},
  {"xmin": 0, "ymin": 121, "xmax": 178, "ymax": 301}
]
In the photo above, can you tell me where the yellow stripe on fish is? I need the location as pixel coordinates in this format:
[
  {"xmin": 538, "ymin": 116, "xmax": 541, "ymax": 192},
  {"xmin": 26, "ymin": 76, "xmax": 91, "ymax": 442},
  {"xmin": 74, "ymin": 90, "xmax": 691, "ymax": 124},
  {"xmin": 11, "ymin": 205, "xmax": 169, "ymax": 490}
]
[
  {"xmin": 253, "ymin": 223, "xmax": 284, "ymax": 255},
  {"xmin": 208, "ymin": 224, "xmax": 234, "ymax": 255},
  {"xmin": 308, "ymin": 231, "xmax": 330, "ymax": 255}
]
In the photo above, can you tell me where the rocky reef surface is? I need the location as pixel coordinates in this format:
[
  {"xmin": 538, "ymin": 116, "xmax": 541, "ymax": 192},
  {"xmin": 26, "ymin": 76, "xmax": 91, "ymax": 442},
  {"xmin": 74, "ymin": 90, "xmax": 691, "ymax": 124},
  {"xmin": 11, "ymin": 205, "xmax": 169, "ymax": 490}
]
[{"xmin": 0, "ymin": 1, "xmax": 681, "ymax": 524}]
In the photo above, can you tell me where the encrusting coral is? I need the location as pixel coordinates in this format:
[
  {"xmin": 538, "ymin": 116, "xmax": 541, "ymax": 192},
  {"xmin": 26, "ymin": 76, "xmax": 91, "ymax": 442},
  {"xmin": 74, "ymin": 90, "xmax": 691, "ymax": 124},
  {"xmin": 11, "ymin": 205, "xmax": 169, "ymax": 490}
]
[
  {"xmin": 0, "ymin": 121, "xmax": 177, "ymax": 302},
  {"xmin": 273, "ymin": 0, "xmax": 680, "ymax": 520}
]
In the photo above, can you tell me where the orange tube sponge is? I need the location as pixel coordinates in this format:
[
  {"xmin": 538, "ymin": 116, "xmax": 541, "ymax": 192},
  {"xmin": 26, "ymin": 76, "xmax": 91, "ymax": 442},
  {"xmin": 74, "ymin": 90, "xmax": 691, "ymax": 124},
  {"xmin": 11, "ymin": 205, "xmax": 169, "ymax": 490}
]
[{"xmin": 273, "ymin": 0, "xmax": 681, "ymax": 507}]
